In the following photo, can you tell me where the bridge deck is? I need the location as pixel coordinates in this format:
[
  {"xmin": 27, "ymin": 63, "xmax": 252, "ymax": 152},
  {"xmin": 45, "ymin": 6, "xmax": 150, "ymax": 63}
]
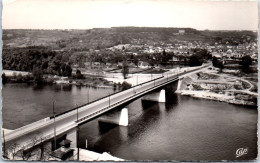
[{"xmin": 4, "ymin": 64, "xmax": 210, "ymax": 149}]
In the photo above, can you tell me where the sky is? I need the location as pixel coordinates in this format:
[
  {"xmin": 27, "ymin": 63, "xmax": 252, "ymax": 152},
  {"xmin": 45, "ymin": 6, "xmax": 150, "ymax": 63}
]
[{"xmin": 2, "ymin": 0, "xmax": 258, "ymax": 30}]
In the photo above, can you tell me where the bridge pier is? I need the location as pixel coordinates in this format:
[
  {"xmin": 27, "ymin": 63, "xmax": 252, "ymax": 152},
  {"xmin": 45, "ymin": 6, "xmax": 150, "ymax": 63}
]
[
  {"xmin": 142, "ymin": 89, "xmax": 166, "ymax": 102},
  {"xmin": 66, "ymin": 128, "xmax": 78, "ymax": 148},
  {"xmin": 99, "ymin": 108, "xmax": 128, "ymax": 126},
  {"xmin": 177, "ymin": 77, "xmax": 183, "ymax": 91}
]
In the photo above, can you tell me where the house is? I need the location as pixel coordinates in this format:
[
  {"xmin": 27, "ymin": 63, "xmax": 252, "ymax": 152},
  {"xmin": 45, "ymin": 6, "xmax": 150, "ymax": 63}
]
[
  {"xmin": 92, "ymin": 62, "xmax": 101, "ymax": 69},
  {"xmin": 251, "ymin": 53, "xmax": 258, "ymax": 61},
  {"xmin": 129, "ymin": 62, "xmax": 137, "ymax": 67},
  {"xmin": 172, "ymin": 56, "xmax": 179, "ymax": 61},
  {"xmin": 231, "ymin": 53, "xmax": 244, "ymax": 60},
  {"xmin": 117, "ymin": 62, "xmax": 123, "ymax": 67},
  {"xmin": 105, "ymin": 62, "xmax": 113, "ymax": 68},
  {"xmin": 179, "ymin": 30, "xmax": 185, "ymax": 35},
  {"xmin": 227, "ymin": 49, "xmax": 232, "ymax": 54},
  {"xmin": 222, "ymin": 53, "xmax": 230, "ymax": 59},
  {"xmin": 84, "ymin": 62, "xmax": 91, "ymax": 67},
  {"xmin": 138, "ymin": 61, "xmax": 150, "ymax": 68},
  {"xmin": 212, "ymin": 52, "xmax": 221, "ymax": 58},
  {"xmin": 72, "ymin": 64, "xmax": 79, "ymax": 68}
]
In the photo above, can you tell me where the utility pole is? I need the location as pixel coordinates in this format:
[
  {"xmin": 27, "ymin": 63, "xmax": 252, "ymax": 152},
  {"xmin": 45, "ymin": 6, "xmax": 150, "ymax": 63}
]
[
  {"xmin": 76, "ymin": 106, "xmax": 79, "ymax": 161},
  {"xmin": 87, "ymin": 87, "xmax": 90, "ymax": 103},
  {"xmin": 109, "ymin": 93, "xmax": 110, "ymax": 107},
  {"xmin": 76, "ymin": 104, "xmax": 79, "ymax": 122},
  {"xmin": 53, "ymin": 101, "xmax": 56, "ymax": 151},
  {"xmin": 2, "ymin": 130, "xmax": 6, "ymax": 158}
]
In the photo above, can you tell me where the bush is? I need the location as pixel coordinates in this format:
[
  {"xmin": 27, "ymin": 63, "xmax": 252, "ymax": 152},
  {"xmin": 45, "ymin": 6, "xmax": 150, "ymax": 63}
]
[
  {"xmin": 212, "ymin": 57, "xmax": 224, "ymax": 69},
  {"xmin": 75, "ymin": 69, "xmax": 84, "ymax": 79},
  {"xmin": 17, "ymin": 73, "xmax": 23, "ymax": 83},
  {"xmin": 121, "ymin": 61, "xmax": 129, "ymax": 79},
  {"xmin": 2, "ymin": 73, "xmax": 7, "ymax": 84},
  {"xmin": 32, "ymin": 67, "xmax": 43, "ymax": 85},
  {"xmin": 189, "ymin": 54, "xmax": 203, "ymax": 67},
  {"xmin": 240, "ymin": 55, "xmax": 252, "ymax": 68},
  {"xmin": 121, "ymin": 81, "xmax": 132, "ymax": 91}
]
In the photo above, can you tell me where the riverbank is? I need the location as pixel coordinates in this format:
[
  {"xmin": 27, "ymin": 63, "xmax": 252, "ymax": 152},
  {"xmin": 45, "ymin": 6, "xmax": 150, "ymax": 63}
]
[
  {"xmin": 178, "ymin": 90, "xmax": 256, "ymax": 106},
  {"xmin": 2, "ymin": 69, "xmax": 115, "ymax": 88},
  {"xmin": 176, "ymin": 66, "xmax": 258, "ymax": 106},
  {"xmin": 2, "ymin": 66, "xmax": 190, "ymax": 88},
  {"xmin": 71, "ymin": 148, "xmax": 124, "ymax": 161},
  {"xmin": 2, "ymin": 70, "xmax": 30, "ymax": 76}
]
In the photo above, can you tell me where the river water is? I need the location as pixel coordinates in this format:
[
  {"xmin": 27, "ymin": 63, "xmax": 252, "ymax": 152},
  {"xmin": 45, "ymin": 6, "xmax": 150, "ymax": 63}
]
[
  {"xmin": 2, "ymin": 83, "xmax": 115, "ymax": 129},
  {"xmin": 2, "ymin": 83, "xmax": 257, "ymax": 161}
]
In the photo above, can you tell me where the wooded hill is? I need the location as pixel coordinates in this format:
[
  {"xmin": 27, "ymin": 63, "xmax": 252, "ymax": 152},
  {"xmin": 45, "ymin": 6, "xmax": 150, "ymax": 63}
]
[{"xmin": 3, "ymin": 27, "xmax": 257, "ymax": 51}]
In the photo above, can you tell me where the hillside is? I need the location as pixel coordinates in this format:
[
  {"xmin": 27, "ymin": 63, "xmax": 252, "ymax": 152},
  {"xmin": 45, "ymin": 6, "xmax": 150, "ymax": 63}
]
[{"xmin": 3, "ymin": 27, "xmax": 257, "ymax": 51}]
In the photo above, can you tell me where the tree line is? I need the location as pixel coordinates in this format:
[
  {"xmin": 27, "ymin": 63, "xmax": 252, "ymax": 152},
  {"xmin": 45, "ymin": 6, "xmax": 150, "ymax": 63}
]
[{"xmin": 3, "ymin": 47, "xmax": 72, "ymax": 77}]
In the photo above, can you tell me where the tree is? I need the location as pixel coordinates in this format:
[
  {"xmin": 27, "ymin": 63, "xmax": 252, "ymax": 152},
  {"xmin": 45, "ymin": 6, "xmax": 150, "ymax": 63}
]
[
  {"xmin": 161, "ymin": 49, "xmax": 172, "ymax": 63},
  {"xmin": 121, "ymin": 81, "xmax": 132, "ymax": 90},
  {"xmin": 4, "ymin": 133, "xmax": 52, "ymax": 161},
  {"xmin": 240, "ymin": 55, "xmax": 252, "ymax": 68},
  {"xmin": 194, "ymin": 49, "xmax": 211, "ymax": 60},
  {"xmin": 61, "ymin": 64, "xmax": 72, "ymax": 77},
  {"xmin": 65, "ymin": 65, "xmax": 72, "ymax": 77},
  {"xmin": 162, "ymin": 49, "xmax": 166, "ymax": 56},
  {"xmin": 76, "ymin": 69, "xmax": 83, "ymax": 79},
  {"xmin": 12, "ymin": 72, "xmax": 17, "ymax": 79},
  {"xmin": 121, "ymin": 61, "xmax": 129, "ymax": 79},
  {"xmin": 7, "ymin": 143, "xmax": 20, "ymax": 160},
  {"xmin": 32, "ymin": 67, "xmax": 43, "ymax": 85},
  {"xmin": 2, "ymin": 72, "xmax": 7, "ymax": 84},
  {"xmin": 17, "ymin": 73, "xmax": 23, "ymax": 83},
  {"xmin": 212, "ymin": 57, "xmax": 224, "ymax": 69},
  {"xmin": 189, "ymin": 54, "xmax": 203, "ymax": 67}
]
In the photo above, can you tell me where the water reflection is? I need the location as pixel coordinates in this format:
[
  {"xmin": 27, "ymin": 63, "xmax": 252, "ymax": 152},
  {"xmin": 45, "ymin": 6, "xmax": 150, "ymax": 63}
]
[
  {"xmin": 3, "ymin": 83, "xmax": 257, "ymax": 161},
  {"xmin": 3, "ymin": 83, "xmax": 115, "ymax": 129},
  {"xmin": 62, "ymin": 84, "xmax": 72, "ymax": 91},
  {"xmin": 85, "ymin": 100, "xmax": 166, "ymax": 154},
  {"xmin": 98, "ymin": 122, "xmax": 118, "ymax": 135},
  {"xmin": 53, "ymin": 84, "xmax": 62, "ymax": 92},
  {"xmin": 78, "ymin": 94, "xmax": 257, "ymax": 161}
]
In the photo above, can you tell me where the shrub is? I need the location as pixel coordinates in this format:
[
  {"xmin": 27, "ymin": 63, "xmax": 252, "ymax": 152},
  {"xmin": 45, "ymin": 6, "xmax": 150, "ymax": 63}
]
[{"xmin": 121, "ymin": 81, "xmax": 132, "ymax": 91}]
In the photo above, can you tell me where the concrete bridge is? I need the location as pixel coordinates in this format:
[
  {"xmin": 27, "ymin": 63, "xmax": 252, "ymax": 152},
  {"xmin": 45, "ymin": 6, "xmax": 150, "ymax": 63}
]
[{"xmin": 3, "ymin": 64, "xmax": 209, "ymax": 157}]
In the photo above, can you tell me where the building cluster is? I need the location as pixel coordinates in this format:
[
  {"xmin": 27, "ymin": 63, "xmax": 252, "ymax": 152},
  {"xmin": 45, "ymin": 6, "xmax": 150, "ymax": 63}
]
[
  {"xmin": 76, "ymin": 34, "xmax": 257, "ymax": 70},
  {"xmin": 210, "ymin": 42, "xmax": 258, "ymax": 61},
  {"xmin": 105, "ymin": 39, "xmax": 258, "ymax": 62}
]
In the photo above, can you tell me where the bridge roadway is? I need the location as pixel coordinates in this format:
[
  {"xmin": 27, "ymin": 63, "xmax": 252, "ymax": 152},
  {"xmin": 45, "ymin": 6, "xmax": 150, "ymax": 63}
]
[{"xmin": 4, "ymin": 64, "xmax": 210, "ymax": 149}]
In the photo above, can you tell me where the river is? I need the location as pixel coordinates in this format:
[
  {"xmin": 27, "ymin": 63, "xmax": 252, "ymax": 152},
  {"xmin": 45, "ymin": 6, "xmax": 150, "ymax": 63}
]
[{"xmin": 2, "ymin": 83, "xmax": 257, "ymax": 161}]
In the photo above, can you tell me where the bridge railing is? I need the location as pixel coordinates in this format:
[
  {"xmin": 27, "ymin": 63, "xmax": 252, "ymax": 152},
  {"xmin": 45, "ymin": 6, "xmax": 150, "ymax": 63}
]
[
  {"xmin": 7, "ymin": 64, "xmax": 209, "ymax": 137},
  {"xmin": 50, "ymin": 76, "xmax": 164, "ymax": 119},
  {"xmin": 73, "ymin": 64, "xmax": 208, "ymax": 121},
  {"xmin": 5, "ymin": 64, "xmax": 210, "ymax": 143},
  {"xmin": 5, "ymin": 117, "xmax": 50, "ymax": 136},
  {"xmin": 75, "ymin": 76, "xmax": 179, "ymax": 124}
]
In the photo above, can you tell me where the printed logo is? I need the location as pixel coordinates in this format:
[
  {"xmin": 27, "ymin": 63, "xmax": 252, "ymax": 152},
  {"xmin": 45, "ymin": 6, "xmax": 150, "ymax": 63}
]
[{"xmin": 236, "ymin": 148, "xmax": 248, "ymax": 158}]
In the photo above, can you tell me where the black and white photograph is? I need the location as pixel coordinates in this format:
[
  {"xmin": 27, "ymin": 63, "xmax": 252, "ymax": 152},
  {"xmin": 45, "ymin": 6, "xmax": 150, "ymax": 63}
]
[{"xmin": 1, "ymin": 0, "xmax": 258, "ymax": 161}]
